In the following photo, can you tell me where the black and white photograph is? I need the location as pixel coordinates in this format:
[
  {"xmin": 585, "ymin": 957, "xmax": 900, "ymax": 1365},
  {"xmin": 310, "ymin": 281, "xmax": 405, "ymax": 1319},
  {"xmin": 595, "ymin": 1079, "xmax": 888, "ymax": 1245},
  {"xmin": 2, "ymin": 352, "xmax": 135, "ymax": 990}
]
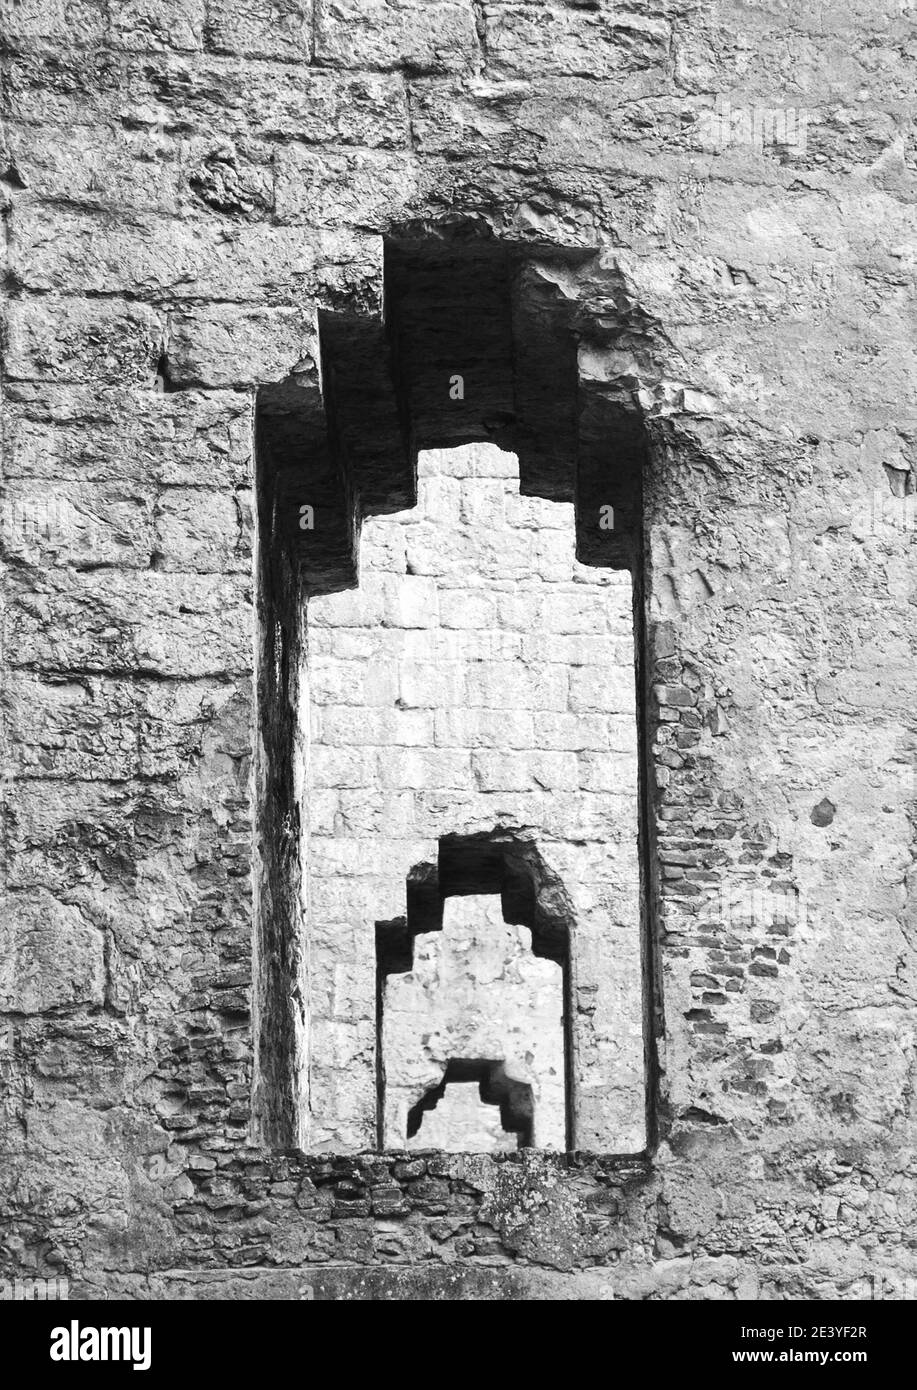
[{"xmin": 0, "ymin": 0, "xmax": 914, "ymax": 1358}]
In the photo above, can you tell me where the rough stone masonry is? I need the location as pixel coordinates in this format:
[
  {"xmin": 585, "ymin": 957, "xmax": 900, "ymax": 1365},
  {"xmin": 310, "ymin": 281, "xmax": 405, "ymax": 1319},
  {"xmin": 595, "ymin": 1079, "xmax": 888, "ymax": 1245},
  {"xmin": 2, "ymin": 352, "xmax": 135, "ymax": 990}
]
[{"xmin": 0, "ymin": 0, "xmax": 915, "ymax": 1301}]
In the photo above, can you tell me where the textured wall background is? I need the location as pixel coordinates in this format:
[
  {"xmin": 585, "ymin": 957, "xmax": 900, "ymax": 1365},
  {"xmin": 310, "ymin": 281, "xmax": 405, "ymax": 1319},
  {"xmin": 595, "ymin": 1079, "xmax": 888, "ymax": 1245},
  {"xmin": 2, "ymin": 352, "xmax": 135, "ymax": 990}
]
[{"xmin": 0, "ymin": 0, "xmax": 915, "ymax": 1300}]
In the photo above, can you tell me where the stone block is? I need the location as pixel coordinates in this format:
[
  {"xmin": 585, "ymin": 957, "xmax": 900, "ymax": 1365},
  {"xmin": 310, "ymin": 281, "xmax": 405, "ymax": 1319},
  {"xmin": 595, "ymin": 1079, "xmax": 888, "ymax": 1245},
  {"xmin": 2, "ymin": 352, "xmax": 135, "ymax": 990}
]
[
  {"xmin": 1, "ymin": 0, "xmax": 107, "ymax": 43},
  {"xmin": 1, "ymin": 387, "xmax": 253, "ymax": 488},
  {"xmin": 470, "ymin": 751, "xmax": 533, "ymax": 793},
  {"xmin": 310, "ymin": 746, "xmax": 378, "ymax": 789},
  {"xmin": 0, "ymin": 480, "xmax": 155, "ymax": 569},
  {"xmin": 110, "ymin": 0, "xmax": 205, "ymax": 51},
  {"xmin": 569, "ymin": 666, "xmax": 636, "ymax": 715},
  {"xmin": 4, "ymin": 297, "xmax": 164, "ymax": 385},
  {"xmin": 205, "ymin": 0, "xmax": 311, "ymax": 60},
  {"xmin": 434, "ymin": 708, "xmax": 535, "ymax": 749},
  {"xmin": 166, "ymin": 305, "xmax": 316, "ymax": 388},
  {"xmin": 3, "ymin": 121, "xmax": 182, "ymax": 212},
  {"xmin": 381, "ymin": 573, "xmax": 439, "ymax": 628},
  {"xmin": 539, "ymin": 590, "xmax": 610, "ymax": 636},
  {"xmin": 482, "ymin": 6, "xmax": 671, "ymax": 83},
  {"xmin": 0, "ymin": 891, "xmax": 105, "ymax": 1014},
  {"xmin": 5, "ymin": 571, "xmax": 253, "ymax": 678},
  {"xmin": 314, "ymin": 0, "xmax": 479, "ymax": 74},
  {"xmin": 154, "ymin": 487, "xmax": 252, "ymax": 573},
  {"xmin": 319, "ymin": 708, "xmax": 434, "ymax": 748},
  {"xmin": 397, "ymin": 662, "xmax": 466, "ymax": 709},
  {"xmin": 275, "ymin": 147, "xmax": 421, "ymax": 228},
  {"xmin": 379, "ymin": 748, "xmax": 472, "ymax": 791},
  {"xmin": 535, "ymin": 711, "xmax": 608, "ymax": 752},
  {"xmin": 439, "ymin": 590, "xmax": 499, "ymax": 629}
]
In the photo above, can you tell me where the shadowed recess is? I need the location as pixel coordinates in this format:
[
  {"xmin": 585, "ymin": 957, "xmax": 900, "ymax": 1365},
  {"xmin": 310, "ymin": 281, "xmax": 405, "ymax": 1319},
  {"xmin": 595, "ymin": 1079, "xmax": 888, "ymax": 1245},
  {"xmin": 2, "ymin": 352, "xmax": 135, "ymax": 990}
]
[
  {"xmin": 254, "ymin": 224, "xmax": 653, "ymax": 1150},
  {"xmin": 375, "ymin": 832, "xmax": 574, "ymax": 1151},
  {"xmin": 407, "ymin": 1061, "xmax": 536, "ymax": 1149}
]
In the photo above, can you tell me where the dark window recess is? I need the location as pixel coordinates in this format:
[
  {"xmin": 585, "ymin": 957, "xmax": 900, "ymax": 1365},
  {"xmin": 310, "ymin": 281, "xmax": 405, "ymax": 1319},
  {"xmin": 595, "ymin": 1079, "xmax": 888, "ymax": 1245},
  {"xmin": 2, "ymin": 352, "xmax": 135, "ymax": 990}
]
[{"xmin": 407, "ymin": 1061, "xmax": 535, "ymax": 1149}]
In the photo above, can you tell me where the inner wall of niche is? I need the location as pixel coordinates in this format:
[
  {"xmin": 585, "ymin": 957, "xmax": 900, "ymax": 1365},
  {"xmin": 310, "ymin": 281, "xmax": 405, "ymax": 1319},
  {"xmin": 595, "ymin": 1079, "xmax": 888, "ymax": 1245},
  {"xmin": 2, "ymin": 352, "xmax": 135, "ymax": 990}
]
[{"xmin": 303, "ymin": 443, "xmax": 644, "ymax": 1154}]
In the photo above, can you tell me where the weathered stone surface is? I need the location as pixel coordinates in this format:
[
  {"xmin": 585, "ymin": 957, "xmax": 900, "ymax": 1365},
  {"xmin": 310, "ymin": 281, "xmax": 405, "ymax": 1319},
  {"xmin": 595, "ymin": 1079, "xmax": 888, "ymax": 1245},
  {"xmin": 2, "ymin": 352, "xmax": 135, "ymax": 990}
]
[
  {"xmin": 306, "ymin": 446, "xmax": 643, "ymax": 1154},
  {"xmin": 205, "ymin": 0, "xmax": 311, "ymax": 62},
  {"xmin": 3, "ymin": 54, "xmax": 408, "ymax": 147},
  {"xmin": 2, "ymin": 386, "xmax": 253, "ymax": 486},
  {"xmin": 4, "ymin": 297, "xmax": 165, "ymax": 385},
  {"xmin": 6, "ymin": 571, "xmax": 253, "ymax": 673},
  {"xmin": 166, "ymin": 305, "xmax": 316, "ymax": 388},
  {"xmin": 0, "ymin": 892, "xmax": 105, "ymax": 1014},
  {"xmin": 109, "ymin": 0, "xmax": 206, "ymax": 53},
  {"xmin": 314, "ymin": 0, "xmax": 480, "ymax": 75},
  {"xmin": 384, "ymin": 895, "xmax": 566, "ymax": 1151},
  {"xmin": 0, "ymin": 0, "xmax": 914, "ymax": 1304}
]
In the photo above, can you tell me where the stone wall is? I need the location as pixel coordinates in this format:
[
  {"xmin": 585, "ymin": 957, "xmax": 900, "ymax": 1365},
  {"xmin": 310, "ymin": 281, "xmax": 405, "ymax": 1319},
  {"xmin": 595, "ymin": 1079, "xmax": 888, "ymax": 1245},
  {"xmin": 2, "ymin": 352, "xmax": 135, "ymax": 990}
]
[
  {"xmin": 385, "ymin": 894, "xmax": 566, "ymax": 1153},
  {"xmin": 306, "ymin": 443, "xmax": 642, "ymax": 1154},
  {"xmin": 0, "ymin": 0, "xmax": 915, "ymax": 1300}
]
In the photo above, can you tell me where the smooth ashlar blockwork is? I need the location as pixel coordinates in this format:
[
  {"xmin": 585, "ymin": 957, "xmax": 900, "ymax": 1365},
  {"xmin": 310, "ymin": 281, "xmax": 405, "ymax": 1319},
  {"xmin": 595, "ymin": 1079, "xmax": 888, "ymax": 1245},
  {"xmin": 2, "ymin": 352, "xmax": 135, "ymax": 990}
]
[{"xmin": 304, "ymin": 443, "xmax": 645, "ymax": 1154}]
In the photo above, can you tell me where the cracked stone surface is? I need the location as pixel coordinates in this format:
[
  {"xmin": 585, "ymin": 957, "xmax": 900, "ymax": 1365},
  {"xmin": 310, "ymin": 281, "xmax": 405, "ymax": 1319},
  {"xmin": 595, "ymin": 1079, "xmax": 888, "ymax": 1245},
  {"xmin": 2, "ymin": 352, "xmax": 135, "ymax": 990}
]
[{"xmin": 1, "ymin": 0, "xmax": 915, "ymax": 1302}]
